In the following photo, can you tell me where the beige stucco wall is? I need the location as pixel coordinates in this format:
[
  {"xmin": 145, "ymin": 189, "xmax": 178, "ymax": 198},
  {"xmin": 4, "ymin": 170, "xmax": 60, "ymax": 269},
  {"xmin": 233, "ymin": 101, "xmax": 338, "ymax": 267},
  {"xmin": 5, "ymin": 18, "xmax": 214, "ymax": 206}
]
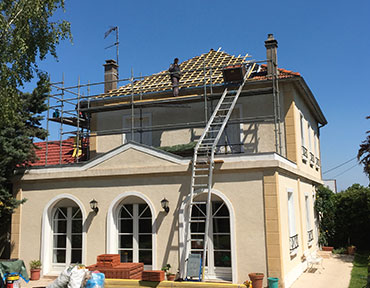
[
  {"xmin": 15, "ymin": 149, "xmax": 271, "ymax": 283},
  {"xmin": 293, "ymin": 88, "xmax": 322, "ymax": 179},
  {"xmin": 277, "ymin": 173, "xmax": 318, "ymax": 287}
]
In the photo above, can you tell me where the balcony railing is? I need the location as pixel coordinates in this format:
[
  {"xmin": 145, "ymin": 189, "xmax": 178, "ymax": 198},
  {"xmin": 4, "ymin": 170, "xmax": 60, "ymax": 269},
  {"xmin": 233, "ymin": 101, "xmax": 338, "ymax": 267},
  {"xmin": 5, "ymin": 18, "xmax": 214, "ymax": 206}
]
[
  {"xmin": 315, "ymin": 157, "xmax": 320, "ymax": 170},
  {"xmin": 307, "ymin": 229, "xmax": 314, "ymax": 243},
  {"xmin": 309, "ymin": 152, "xmax": 315, "ymax": 167},
  {"xmin": 302, "ymin": 146, "xmax": 308, "ymax": 163},
  {"xmin": 289, "ymin": 234, "xmax": 299, "ymax": 252}
]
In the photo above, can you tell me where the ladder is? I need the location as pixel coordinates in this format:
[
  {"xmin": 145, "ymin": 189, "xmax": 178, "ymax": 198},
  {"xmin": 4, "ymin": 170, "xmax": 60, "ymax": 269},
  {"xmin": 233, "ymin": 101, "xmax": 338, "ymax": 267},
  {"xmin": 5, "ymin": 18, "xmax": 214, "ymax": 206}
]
[{"xmin": 185, "ymin": 63, "xmax": 256, "ymax": 281}]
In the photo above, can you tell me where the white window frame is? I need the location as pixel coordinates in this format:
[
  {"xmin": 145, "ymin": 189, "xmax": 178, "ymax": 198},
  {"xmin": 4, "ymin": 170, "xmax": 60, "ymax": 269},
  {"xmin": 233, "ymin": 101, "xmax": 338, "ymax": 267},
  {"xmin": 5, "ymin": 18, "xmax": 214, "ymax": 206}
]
[
  {"xmin": 189, "ymin": 201, "xmax": 232, "ymax": 279},
  {"xmin": 305, "ymin": 194, "xmax": 313, "ymax": 246},
  {"xmin": 41, "ymin": 194, "xmax": 86, "ymax": 276},
  {"xmin": 300, "ymin": 114, "xmax": 305, "ymax": 148},
  {"xmin": 106, "ymin": 192, "xmax": 157, "ymax": 270},
  {"xmin": 287, "ymin": 189, "xmax": 298, "ymax": 256},
  {"xmin": 118, "ymin": 203, "xmax": 152, "ymax": 270},
  {"xmin": 122, "ymin": 112, "xmax": 152, "ymax": 146},
  {"xmin": 307, "ymin": 123, "xmax": 312, "ymax": 152},
  {"xmin": 178, "ymin": 189, "xmax": 237, "ymax": 283}
]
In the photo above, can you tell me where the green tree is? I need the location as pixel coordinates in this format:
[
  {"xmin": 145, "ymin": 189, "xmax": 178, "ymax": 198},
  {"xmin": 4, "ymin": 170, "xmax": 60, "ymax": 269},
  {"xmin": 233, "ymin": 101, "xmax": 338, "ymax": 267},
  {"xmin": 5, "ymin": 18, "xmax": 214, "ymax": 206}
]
[
  {"xmin": 333, "ymin": 184, "xmax": 370, "ymax": 249},
  {"xmin": 314, "ymin": 185, "xmax": 336, "ymax": 247},
  {"xmin": 358, "ymin": 116, "xmax": 370, "ymax": 180},
  {"xmin": 0, "ymin": 0, "xmax": 71, "ymax": 257}
]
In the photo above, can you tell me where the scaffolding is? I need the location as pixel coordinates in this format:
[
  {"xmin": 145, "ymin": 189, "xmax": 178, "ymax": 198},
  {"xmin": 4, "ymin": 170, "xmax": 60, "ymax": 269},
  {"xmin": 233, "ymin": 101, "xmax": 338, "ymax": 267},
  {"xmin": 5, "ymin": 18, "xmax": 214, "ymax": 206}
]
[{"xmin": 43, "ymin": 51, "xmax": 281, "ymax": 166}]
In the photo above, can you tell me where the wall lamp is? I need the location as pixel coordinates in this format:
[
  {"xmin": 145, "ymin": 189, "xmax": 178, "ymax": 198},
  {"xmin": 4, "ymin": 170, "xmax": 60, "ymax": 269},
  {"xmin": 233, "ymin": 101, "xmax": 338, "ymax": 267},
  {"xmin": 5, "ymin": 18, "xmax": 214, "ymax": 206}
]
[
  {"xmin": 161, "ymin": 198, "xmax": 169, "ymax": 213},
  {"xmin": 90, "ymin": 199, "xmax": 99, "ymax": 214}
]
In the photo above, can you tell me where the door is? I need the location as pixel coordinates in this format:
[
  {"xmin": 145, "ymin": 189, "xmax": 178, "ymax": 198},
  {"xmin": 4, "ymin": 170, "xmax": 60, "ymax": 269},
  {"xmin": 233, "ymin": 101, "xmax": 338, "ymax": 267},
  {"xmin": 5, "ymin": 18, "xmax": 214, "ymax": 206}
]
[
  {"xmin": 118, "ymin": 203, "xmax": 152, "ymax": 269},
  {"xmin": 52, "ymin": 207, "xmax": 82, "ymax": 271},
  {"xmin": 190, "ymin": 200, "xmax": 232, "ymax": 280}
]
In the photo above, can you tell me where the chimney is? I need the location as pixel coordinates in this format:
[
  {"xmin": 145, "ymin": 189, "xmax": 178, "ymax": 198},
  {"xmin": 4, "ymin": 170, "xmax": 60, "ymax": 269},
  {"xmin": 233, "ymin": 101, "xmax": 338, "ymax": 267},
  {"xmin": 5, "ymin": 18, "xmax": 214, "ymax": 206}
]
[
  {"xmin": 103, "ymin": 59, "xmax": 118, "ymax": 93},
  {"xmin": 264, "ymin": 34, "xmax": 278, "ymax": 76}
]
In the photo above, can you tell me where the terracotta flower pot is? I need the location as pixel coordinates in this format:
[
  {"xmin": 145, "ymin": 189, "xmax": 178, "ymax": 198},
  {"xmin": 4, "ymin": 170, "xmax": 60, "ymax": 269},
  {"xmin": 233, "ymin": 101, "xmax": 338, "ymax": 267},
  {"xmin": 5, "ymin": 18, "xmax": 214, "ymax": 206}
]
[
  {"xmin": 347, "ymin": 246, "xmax": 356, "ymax": 255},
  {"xmin": 248, "ymin": 273, "xmax": 264, "ymax": 288},
  {"xmin": 167, "ymin": 274, "xmax": 176, "ymax": 281},
  {"xmin": 30, "ymin": 268, "xmax": 41, "ymax": 280}
]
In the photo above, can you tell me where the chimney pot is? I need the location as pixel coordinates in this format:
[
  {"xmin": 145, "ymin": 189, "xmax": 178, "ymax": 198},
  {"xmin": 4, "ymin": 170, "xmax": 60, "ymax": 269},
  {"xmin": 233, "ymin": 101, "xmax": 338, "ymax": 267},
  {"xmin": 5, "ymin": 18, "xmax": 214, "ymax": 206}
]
[
  {"xmin": 264, "ymin": 34, "xmax": 278, "ymax": 76},
  {"xmin": 104, "ymin": 59, "xmax": 118, "ymax": 93}
]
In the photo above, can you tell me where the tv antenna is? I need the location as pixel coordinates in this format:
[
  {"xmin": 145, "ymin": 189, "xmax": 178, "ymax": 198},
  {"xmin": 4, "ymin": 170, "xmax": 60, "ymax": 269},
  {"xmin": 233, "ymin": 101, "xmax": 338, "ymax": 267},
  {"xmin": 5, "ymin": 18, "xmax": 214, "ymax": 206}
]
[{"xmin": 104, "ymin": 26, "xmax": 119, "ymax": 77}]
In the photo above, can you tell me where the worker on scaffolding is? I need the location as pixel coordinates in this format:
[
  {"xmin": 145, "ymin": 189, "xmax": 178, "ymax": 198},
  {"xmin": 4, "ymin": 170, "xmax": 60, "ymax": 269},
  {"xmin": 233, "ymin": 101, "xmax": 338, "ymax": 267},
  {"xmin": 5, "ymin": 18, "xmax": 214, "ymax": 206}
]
[{"xmin": 169, "ymin": 58, "xmax": 181, "ymax": 96}]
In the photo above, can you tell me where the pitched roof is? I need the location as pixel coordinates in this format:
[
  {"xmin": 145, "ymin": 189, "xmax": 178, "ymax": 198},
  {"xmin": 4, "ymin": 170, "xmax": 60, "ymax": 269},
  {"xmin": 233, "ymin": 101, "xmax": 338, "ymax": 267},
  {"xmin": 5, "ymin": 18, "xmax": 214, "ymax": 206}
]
[
  {"xmin": 29, "ymin": 138, "xmax": 84, "ymax": 166},
  {"xmin": 99, "ymin": 49, "xmax": 300, "ymax": 99}
]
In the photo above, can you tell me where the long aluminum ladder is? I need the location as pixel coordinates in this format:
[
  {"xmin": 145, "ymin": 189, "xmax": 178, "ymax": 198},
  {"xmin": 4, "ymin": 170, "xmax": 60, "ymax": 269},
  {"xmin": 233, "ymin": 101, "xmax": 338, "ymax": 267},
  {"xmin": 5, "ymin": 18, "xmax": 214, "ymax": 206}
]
[{"xmin": 185, "ymin": 63, "xmax": 256, "ymax": 280}]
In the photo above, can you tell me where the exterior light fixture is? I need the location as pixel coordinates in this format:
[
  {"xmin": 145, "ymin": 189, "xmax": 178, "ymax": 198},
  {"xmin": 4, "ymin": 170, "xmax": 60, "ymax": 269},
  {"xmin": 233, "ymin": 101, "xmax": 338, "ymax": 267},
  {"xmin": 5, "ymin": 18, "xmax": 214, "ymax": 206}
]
[
  {"xmin": 161, "ymin": 198, "xmax": 169, "ymax": 213},
  {"xmin": 90, "ymin": 199, "xmax": 99, "ymax": 213}
]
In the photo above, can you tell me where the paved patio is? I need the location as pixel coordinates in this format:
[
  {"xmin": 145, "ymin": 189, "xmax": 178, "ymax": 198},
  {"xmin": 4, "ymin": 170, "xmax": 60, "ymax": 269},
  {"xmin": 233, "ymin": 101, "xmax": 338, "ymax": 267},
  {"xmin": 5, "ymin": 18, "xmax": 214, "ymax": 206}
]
[
  {"xmin": 291, "ymin": 254, "xmax": 354, "ymax": 288},
  {"xmin": 21, "ymin": 254, "xmax": 354, "ymax": 288}
]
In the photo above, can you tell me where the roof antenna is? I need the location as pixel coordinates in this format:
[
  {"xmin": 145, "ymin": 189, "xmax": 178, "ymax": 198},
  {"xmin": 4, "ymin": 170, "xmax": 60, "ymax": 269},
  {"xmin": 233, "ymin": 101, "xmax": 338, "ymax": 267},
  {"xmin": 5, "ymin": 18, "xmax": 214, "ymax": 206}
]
[{"xmin": 104, "ymin": 26, "xmax": 119, "ymax": 78}]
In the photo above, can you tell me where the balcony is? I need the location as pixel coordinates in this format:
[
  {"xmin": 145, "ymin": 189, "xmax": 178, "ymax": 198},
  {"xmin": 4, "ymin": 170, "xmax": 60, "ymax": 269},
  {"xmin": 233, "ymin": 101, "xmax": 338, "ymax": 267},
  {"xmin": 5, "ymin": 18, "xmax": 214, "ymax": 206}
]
[
  {"xmin": 307, "ymin": 229, "xmax": 314, "ymax": 245},
  {"xmin": 289, "ymin": 234, "xmax": 299, "ymax": 254},
  {"xmin": 309, "ymin": 152, "xmax": 315, "ymax": 167},
  {"xmin": 302, "ymin": 146, "xmax": 308, "ymax": 163},
  {"xmin": 315, "ymin": 157, "xmax": 320, "ymax": 171}
]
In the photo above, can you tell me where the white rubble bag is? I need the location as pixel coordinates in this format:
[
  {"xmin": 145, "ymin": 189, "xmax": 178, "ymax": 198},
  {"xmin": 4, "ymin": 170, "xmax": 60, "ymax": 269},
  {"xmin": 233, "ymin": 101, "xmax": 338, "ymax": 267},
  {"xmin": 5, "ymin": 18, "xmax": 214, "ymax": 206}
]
[{"xmin": 47, "ymin": 265, "xmax": 88, "ymax": 288}]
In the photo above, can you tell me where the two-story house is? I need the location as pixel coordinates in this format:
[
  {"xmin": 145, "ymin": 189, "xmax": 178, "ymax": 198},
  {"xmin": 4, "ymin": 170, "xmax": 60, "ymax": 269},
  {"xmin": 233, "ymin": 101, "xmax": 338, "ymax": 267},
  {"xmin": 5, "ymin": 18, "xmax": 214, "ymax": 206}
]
[{"xmin": 11, "ymin": 34, "xmax": 327, "ymax": 288}]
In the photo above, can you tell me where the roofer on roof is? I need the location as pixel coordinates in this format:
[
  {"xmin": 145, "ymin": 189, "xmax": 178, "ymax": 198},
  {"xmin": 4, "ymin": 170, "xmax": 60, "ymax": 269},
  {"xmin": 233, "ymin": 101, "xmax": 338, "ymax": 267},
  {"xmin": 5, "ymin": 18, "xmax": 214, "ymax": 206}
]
[{"xmin": 169, "ymin": 58, "xmax": 181, "ymax": 97}]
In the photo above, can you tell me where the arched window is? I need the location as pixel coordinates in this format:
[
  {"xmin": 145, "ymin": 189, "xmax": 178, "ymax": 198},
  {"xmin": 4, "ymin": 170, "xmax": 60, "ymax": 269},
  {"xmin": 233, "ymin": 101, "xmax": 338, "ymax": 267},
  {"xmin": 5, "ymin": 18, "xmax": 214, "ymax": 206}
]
[
  {"xmin": 52, "ymin": 200, "xmax": 82, "ymax": 269},
  {"xmin": 118, "ymin": 201, "xmax": 152, "ymax": 268},
  {"xmin": 190, "ymin": 195, "xmax": 231, "ymax": 280}
]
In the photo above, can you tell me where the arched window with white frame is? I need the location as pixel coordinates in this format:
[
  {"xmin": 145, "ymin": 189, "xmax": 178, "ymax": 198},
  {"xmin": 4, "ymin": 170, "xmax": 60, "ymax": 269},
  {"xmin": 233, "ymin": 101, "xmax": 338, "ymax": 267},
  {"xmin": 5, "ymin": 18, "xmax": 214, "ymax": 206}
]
[{"xmin": 190, "ymin": 194, "xmax": 232, "ymax": 281}]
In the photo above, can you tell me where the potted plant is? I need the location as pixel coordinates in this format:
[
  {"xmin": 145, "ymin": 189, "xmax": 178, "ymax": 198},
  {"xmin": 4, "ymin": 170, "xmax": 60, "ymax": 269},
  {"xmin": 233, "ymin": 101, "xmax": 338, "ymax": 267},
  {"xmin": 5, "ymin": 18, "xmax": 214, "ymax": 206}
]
[
  {"xmin": 248, "ymin": 273, "xmax": 264, "ymax": 288},
  {"xmin": 161, "ymin": 264, "xmax": 175, "ymax": 281},
  {"xmin": 347, "ymin": 245, "xmax": 356, "ymax": 255},
  {"xmin": 30, "ymin": 260, "xmax": 42, "ymax": 280}
]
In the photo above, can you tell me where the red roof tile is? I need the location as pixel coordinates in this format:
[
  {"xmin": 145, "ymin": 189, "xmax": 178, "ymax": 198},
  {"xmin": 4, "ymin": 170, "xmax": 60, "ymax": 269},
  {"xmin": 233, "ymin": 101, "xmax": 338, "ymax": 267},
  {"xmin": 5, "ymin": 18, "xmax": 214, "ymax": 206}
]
[
  {"xmin": 29, "ymin": 138, "xmax": 82, "ymax": 166},
  {"xmin": 251, "ymin": 64, "xmax": 300, "ymax": 81}
]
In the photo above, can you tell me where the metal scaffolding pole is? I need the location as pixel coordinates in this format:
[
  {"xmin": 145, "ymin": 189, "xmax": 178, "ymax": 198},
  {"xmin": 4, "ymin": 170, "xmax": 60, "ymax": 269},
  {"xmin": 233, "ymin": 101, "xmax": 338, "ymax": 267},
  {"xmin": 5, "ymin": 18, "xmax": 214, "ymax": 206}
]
[
  {"xmin": 131, "ymin": 68, "xmax": 134, "ymax": 142},
  {"xmin": 59, "ymin": 73, "xmax": 65, "ymax": 164},
  {"xmin": 45, "ymin": 90, "xmax": 50, "ymax": 166},
  {"xmin": 76, "ymin": 76, "xmax": 81, "ymax": 163}
]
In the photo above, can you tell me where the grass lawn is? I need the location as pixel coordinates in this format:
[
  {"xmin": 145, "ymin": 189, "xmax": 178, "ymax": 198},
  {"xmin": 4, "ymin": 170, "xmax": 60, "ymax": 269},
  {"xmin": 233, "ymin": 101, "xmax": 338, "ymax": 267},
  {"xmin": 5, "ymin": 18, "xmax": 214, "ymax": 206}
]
[{"xmin": 349, "ymin": 251, "xmax": 369, "ymax": 288}]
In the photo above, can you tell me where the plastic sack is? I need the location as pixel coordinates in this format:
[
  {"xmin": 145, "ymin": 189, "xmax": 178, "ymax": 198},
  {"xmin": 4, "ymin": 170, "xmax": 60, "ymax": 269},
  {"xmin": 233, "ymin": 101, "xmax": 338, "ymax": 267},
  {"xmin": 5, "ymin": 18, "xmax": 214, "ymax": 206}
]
[
  {"xmin": 47, "ymin": 265, "xmax": 87, "ymax": 288},
  {"xmin": 68, "ymin": 266, "xmax": 87, "ymax": 288},
  {"xmin": 84, "ymin": 272, "xmax": 104, "ymax": 288},
  {"xmin": 47, "ymin": 267, "xmax": 72, "ymax": 288}
]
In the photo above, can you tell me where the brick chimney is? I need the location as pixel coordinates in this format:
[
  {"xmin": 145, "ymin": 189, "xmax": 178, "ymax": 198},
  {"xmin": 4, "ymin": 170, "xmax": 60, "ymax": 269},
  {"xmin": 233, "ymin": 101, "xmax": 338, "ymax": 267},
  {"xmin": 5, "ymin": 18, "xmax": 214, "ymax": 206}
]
[
  {"xmin": 103, "ymin": 59, "xmax": 118, "ymax": 93},
  {"xmin": 264, "ymin": 34, "xmax": 278, "ymax": 76}
]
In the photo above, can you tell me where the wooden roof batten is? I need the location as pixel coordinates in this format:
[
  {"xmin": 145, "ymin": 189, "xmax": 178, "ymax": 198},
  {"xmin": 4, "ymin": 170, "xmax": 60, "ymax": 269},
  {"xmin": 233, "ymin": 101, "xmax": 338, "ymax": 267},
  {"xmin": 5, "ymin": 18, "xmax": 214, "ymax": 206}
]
[{"xmin": 98, "ymin": 49, "xmax": 252, "ymax": 100}]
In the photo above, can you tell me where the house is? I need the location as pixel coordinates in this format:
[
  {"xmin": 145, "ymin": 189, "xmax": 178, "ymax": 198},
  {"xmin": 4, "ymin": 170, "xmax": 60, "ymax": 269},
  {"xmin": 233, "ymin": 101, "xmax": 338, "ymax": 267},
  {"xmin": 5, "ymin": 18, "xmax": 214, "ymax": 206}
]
[{"xmin": 11, "ymin": 34, "xmax": 327, "ymax": 288}]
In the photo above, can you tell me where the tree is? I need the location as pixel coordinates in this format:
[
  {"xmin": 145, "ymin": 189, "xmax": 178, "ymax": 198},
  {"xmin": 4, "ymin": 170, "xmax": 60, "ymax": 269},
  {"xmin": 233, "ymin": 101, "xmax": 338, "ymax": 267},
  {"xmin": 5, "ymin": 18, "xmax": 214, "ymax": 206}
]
[
  {"xmin": 333, "ymin": 184, "xmax": 370, "ymax": 249},
  {"xmin": 0, "ymin": 0, "xmax": 71, "ymax": 257},
  {"xmin": 314, "ymin": 185, "xmax": 336, "ymax": 247},
  {"xmin": 358, "ymin": 116, "xmax": 370, "ymax": 180}
]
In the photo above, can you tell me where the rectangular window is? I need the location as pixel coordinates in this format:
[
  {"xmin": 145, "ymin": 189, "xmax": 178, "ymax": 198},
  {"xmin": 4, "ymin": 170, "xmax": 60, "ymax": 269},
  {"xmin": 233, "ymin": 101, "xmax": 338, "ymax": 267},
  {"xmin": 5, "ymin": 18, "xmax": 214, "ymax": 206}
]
[
  {"xmin": 122, "ymin": 113, "xmax": 152, "ymax": 146},
  {"xmin": 305, "ymin": 195, "xmax": 314, "ymax": 244},
  {"xmin": 305, "ymin": 195, "xmax": 311, "ymax": 230},
  {"xmin": 307, "ymin": 124, "xmax": 312, "ymax": 151},
  {"xmin": 287, "ymin": 189, "xmax": 298, "ymax": 254},
  {"xmin": 314, "ymin": 131, "xmax": 318, "ymax": 156},
  {"xmin": 300, "ymin": 114, "xmax": 305, "ymax": 147},
  {"xmin": 217, "ymin": 106, "xmax": 242, "ymax": 154}
]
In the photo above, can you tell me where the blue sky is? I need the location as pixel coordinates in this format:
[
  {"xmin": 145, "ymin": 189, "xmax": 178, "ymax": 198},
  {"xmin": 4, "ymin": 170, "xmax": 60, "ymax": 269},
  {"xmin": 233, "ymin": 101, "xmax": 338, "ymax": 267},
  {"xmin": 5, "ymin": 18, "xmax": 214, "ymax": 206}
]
[{"xmin": 28, "ymin": 0, "xmax": 370, "ymax": 191}]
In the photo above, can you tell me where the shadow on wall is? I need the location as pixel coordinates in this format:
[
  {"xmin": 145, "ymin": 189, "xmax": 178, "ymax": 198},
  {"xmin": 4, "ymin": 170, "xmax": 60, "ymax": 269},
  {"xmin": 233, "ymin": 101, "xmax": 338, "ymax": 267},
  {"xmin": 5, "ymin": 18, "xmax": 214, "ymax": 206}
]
[
  {"xmin": 242, "ymin": 123, "xmax": 259, "ymax": 153},
  {"xmin": 157, "ymin": 180, "xmax": 189, "ymax": 270},
  {"xmin": 83, "ymin": 211, "xmax": 98, "ymax": 233}
]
